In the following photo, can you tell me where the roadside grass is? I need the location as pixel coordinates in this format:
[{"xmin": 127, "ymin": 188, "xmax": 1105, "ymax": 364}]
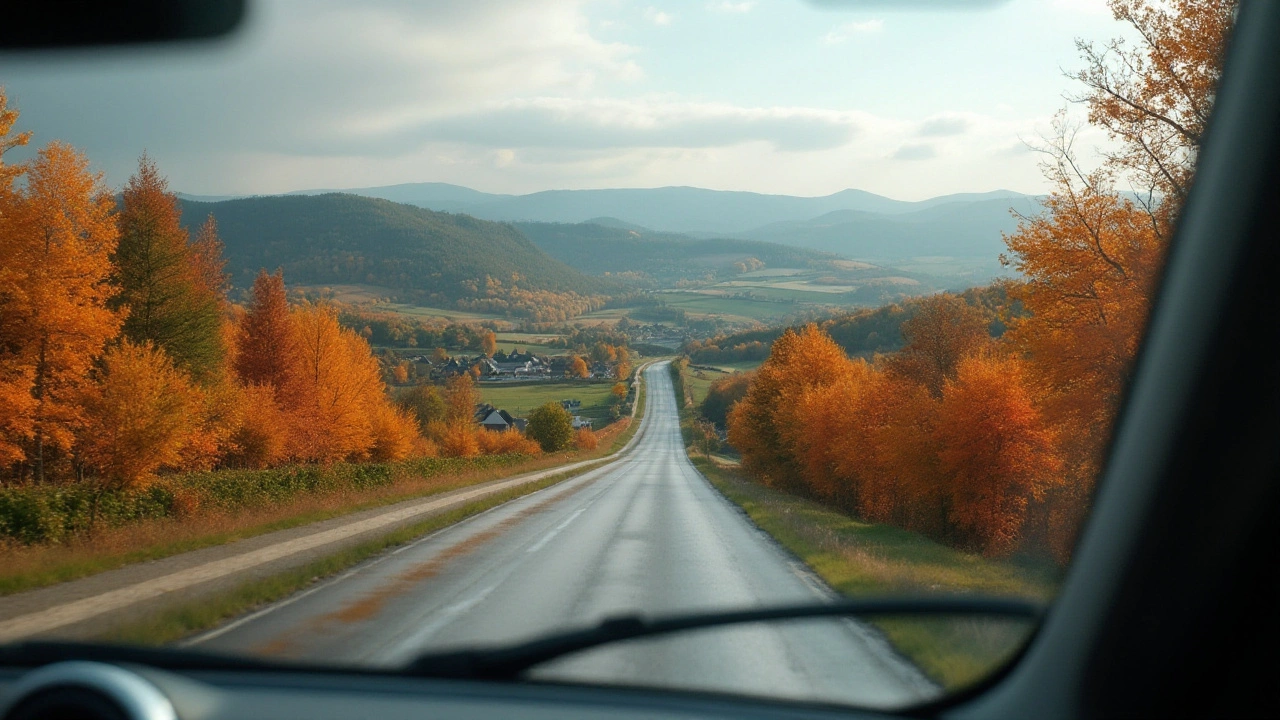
[
  {"xmin": 480, "ymin": 380, "xmax": 623, "ymax": 425},
  {"xmin": 692, "ymin": 457, "xmax": 1058, "ymax": 691},
  {"xmin": 100, "ymin": 464, "xmax": 607, "ymax": 646},
  {"xmin": 0, "ymin": 378, "xmax": 645, "ymax": 598}
]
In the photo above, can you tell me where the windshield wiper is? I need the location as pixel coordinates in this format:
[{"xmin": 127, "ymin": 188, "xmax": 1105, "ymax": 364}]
[{"xmin": 404, "ymin": 595, "xmax": 1043, "ymax": 681}]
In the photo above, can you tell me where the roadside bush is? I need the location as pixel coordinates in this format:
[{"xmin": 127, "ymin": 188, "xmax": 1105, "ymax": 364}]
[
  {"xmin": 477, "ymin": 430, "xmax": 542, "ymax": 456},
  {"xmin": 574, "ymin": 428, "xmax": 598, "ymax": 450},
  {"xmin": 0, "ymin": 453, "xmax": 533, "ymax": 546},
  {"xmin": 526, "ymin": 403, "xmax": 575, "ymax": 453}
]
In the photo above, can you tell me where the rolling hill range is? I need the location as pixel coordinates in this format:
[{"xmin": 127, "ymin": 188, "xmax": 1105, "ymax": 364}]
[
  {"xmin": 279, "ymin": 182, "xmax": 1033, "ymax": 238},
  {"xmin": 513, "ymin": 221, "xmax": 843, "ymax": 286},
  {"xmin": 250, "ymin": 183, "xmax": 1041, "ymax": 279},
  {"xmin": 176, "ymin": 194, "xmax": 615, "ymax": 305},
  {"xmin": 735, "ymin": 196, "xmax": 1043, "ymax": 262}
]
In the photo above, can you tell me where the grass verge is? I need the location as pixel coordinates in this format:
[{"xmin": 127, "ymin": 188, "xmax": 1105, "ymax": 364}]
[
  {"xmin": 99, "ymin": 462, "xmax": 609, "ymax": 646},
  {"xmin": 692, "ymin": 457, "xmax": 1058, "ymax": 690}
]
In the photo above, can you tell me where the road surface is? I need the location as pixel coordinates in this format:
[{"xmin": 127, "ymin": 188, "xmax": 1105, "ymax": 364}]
[{"xmin": 194, "ymin": 363, "xmax": 935, "ymax": 709}]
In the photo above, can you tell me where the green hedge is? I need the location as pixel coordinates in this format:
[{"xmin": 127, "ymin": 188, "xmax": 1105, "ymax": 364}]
[{"xmin": 0, "ymin": 454, "xmax": 530, "ymax": 546}]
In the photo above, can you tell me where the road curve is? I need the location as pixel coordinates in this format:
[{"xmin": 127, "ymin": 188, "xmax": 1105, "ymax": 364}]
[{"xmin": 194, "ymin": 363, "xmax": 935, "ymax": 709}]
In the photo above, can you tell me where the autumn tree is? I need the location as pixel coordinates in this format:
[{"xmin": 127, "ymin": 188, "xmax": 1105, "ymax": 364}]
[
  {"xmin": 189, "ymin": 214, "xmax": 229, "ymax": 308},
  {"xmin": 481, "ymin": 330, "xmax": 497, "ymax": 357},
  {"xmin": 1073, "ymin": 0, "xmax": 1235, "ymax": 218},
  {"xmin": 114, "ymin": 155, "xmax": 225, "ymax": 381},
  {"xmin": 0, "ymin": 88, "xmax": 34, "ymax": 468},
  {"xmin": 443, "ymin": 374, "xmax": 479, "ymax": 424},
  {"xmin": 883, "ymin": 294, "xmax": 990, "ymax": 396},
  {"xmin": 78, "ymin": 340, "xmax": 199, "ymax": 488},
  {"xmin": 397, "ymin": 383, "xmax": 448, "ymax": 434},
  {"xmin": 727, "ymin": 325, "xmax": 857, "ymax": 493},
  {"xmin": 234, "ymin": 270, "xmax": 293, "ymax": 390},
  {"xmin": 225, "ymin": 384, "xmax": 288, "ymax": 469},
  {"xmin": 279, "ymin": 304, "xmax": 385, "ymax": 463},
  {"xmin": 568, "ymin": 356, "xmax": 590, "ymax": 379},
  {"xmin": 1001, "ymin": 0, "xmax": 1234, "ymax": 559},
  {"xmin": 526, "ymin": 402, "xmax": 574, "ymax": 452},
  {"xmin": 368, "ymin": 402, "xmax": 418, "ymax": 462},
  {"xmin": 611, "ymin": 382, "xmax": 628, "ymax": 401},
  {"xmin": 699, "ymin": 372, "xmax": 752, "ymax": 428},
  {"xmin": 0, "ymin": 141, "xmax": 122, "ymax": 481},
  {"xmin": 934, "ymin": 354, "xmax": 1059, "ymax": 555}
]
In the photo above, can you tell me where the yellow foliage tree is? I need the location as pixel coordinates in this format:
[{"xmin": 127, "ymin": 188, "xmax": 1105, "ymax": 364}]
[
  {"xmin": 78, "ymin": 341, "xmax": 199, "ymax": 488},
  {"xmin": 280, "ymin": 304, "xmax": 384, "ymax": 463}
]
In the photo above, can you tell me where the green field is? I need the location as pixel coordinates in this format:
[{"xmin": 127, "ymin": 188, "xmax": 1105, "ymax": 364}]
[
  {"xmin": 681, "ymin": 365, "xmax": 735, "ymax": 406},
  {"xmin": 479, "ymin": 381, "xmax": 624, "ymax": 425},
  {"xmin": 654, "ymin": 291, "xmax": 822, "ymax": 324},
  {"xmin": 379, "ymin": 303, "xmax": 509, "ymax": 324},
  {"xmin": 705, "ymin": 360, "xmax": 764, "ymax": 373}
]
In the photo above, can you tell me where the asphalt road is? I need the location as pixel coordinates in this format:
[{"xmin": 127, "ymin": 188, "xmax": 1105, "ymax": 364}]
[{"xmin": 195, "ymin": 363, "xmax": 935, "ymax": 709}]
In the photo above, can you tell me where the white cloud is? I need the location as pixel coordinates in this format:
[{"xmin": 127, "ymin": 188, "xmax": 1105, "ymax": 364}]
[
  {"xmin": 893, "ymin": 143, "xmax": 937, "ymax": 161},
  {"xmin": 822, "ymin": 19, "xmax": 884, "ymax": 44},
  {"xmin": 708, "ymin": 1, "xmax": 756, "ymax": 13},
  {"xmin": 390, "ymin": 97, "xmax": 861, "ymax": 153},
  {"xmin": 1050, "ymin": 0, "xmax": 1112, "ymax": 14},
  {"xmin": 644, "ymin": 7, "xmax": 674, "ymax": 25},
  {"xmin": 918, "ymin": 114, "xmax": 972, "ymax": 137}
]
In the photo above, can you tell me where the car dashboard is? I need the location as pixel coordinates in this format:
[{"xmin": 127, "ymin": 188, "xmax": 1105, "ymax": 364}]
[{"xmin": 0, "ymin": 661, "xmax": 900, "ymax": 720}]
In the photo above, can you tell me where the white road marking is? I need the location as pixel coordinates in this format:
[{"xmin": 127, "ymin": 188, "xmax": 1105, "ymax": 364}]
[{"xmin": 526, "ymin": 507, "xmax": 587, "ymax": 554}]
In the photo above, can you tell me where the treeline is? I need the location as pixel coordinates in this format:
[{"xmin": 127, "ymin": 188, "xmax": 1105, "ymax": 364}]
[
  {"xmin": 0, "ymin": 95, "xmax": 550, "ymax": 489},
  {"xmin": 334, "ymin": 308, "xmax": 494, "ymax": 352},
  {"xmin": 725, "ymin": 0, "xmax": 1232, "ymax": 562},
  {"xmin": 684, "ymin": 285, "xmax": 1013, "ymax": 365}
]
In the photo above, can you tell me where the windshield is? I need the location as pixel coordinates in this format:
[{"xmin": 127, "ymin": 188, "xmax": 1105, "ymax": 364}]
[{"xmin": 0, "ymin": 0, "xmax": 1234, "ymax": 711}]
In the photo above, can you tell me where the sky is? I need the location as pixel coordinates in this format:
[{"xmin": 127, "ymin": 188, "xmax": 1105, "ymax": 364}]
[{"xmin": 0, "ymin": 0, "xmax": 1125, "ymax": 200}]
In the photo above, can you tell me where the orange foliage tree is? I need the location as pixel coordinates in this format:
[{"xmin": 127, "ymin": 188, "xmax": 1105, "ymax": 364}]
[
  {"xmin": 934, "ymin": 354, "xmax": 1059, "ymax": 555},
  {"xmin": 727, "ymin": 325, "xmax": 857, "ymax": 494},
  {"xmin": 279, "ymin": 304, "xmax": 385, "ymax": 463},
  {"xmin": 883, "ymin": 293, "xmax": 990, "ymax": 396},
  {"xmin": 568, "ymin": 356, "xmax": 590, "ymax": 379},
  {"xmin": 1000, "ymin": 0, "xmax": 1234, "ymax": 559},
  {"xmin": 0, "ymin": 139, "xmax": 122, "ymax": 481},
  {"xmin": 234, "ymin": 269, "xmax": 293, "ymax": 390}
]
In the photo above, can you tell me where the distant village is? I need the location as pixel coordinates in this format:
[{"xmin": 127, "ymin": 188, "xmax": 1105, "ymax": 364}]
[{"xmin": 401, "ymin": 349, "xmax": 619, "ymax": 383}]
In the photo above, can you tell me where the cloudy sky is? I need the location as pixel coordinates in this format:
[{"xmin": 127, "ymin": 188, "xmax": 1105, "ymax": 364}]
[{"xmin": 0, "ymin": 0, "xmax": 1123, "ymax": 200}]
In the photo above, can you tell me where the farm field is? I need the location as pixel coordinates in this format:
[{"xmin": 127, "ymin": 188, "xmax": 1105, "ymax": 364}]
[
  {"xmin": 379, "ymin": 303, "xmax": 510, "ymax": 324},
  {"xmin": 704, "ymin": 360, "xmax": 764, "ymax": 373},
  {"xmin": 493, "ymin": 332, "xmax": 565, "ymax": 354},
  {"xmin": 479, "ymin": 380, "xmax": 624, "ymax": 425},
  {"xmin": 682, "ymin": 365, "xmax": 733, "ymax": 406}
]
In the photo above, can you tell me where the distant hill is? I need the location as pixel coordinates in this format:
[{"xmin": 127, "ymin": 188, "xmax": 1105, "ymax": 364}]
[
  {"xmin": 183, "ymin": 182, "xmax": 1045, "ymax": 285},
  {"xmin": 177, "ymin": 194, "xmax": 612, "ymax": 306},
  {"xmin": 736, "ymin": 196, "xmax": 1043, "ymax": 262},
  {"xmin": 514, "ymin": 221, "xmax": 841, "ymax": 285},
  {"xmin": 278, "ymin": 182, "xmax": 1036, "ymax": 236}
]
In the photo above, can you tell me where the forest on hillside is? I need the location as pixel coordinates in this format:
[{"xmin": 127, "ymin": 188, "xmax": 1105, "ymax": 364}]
[{"xmin": 178, "ymin": 194, "xmax": 619, "ymax": 322}]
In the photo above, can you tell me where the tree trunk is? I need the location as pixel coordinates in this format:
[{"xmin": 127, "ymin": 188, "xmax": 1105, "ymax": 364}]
[{"xmin": 32, "ymin": 335, "xmax": 47, "ymax": 484}]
